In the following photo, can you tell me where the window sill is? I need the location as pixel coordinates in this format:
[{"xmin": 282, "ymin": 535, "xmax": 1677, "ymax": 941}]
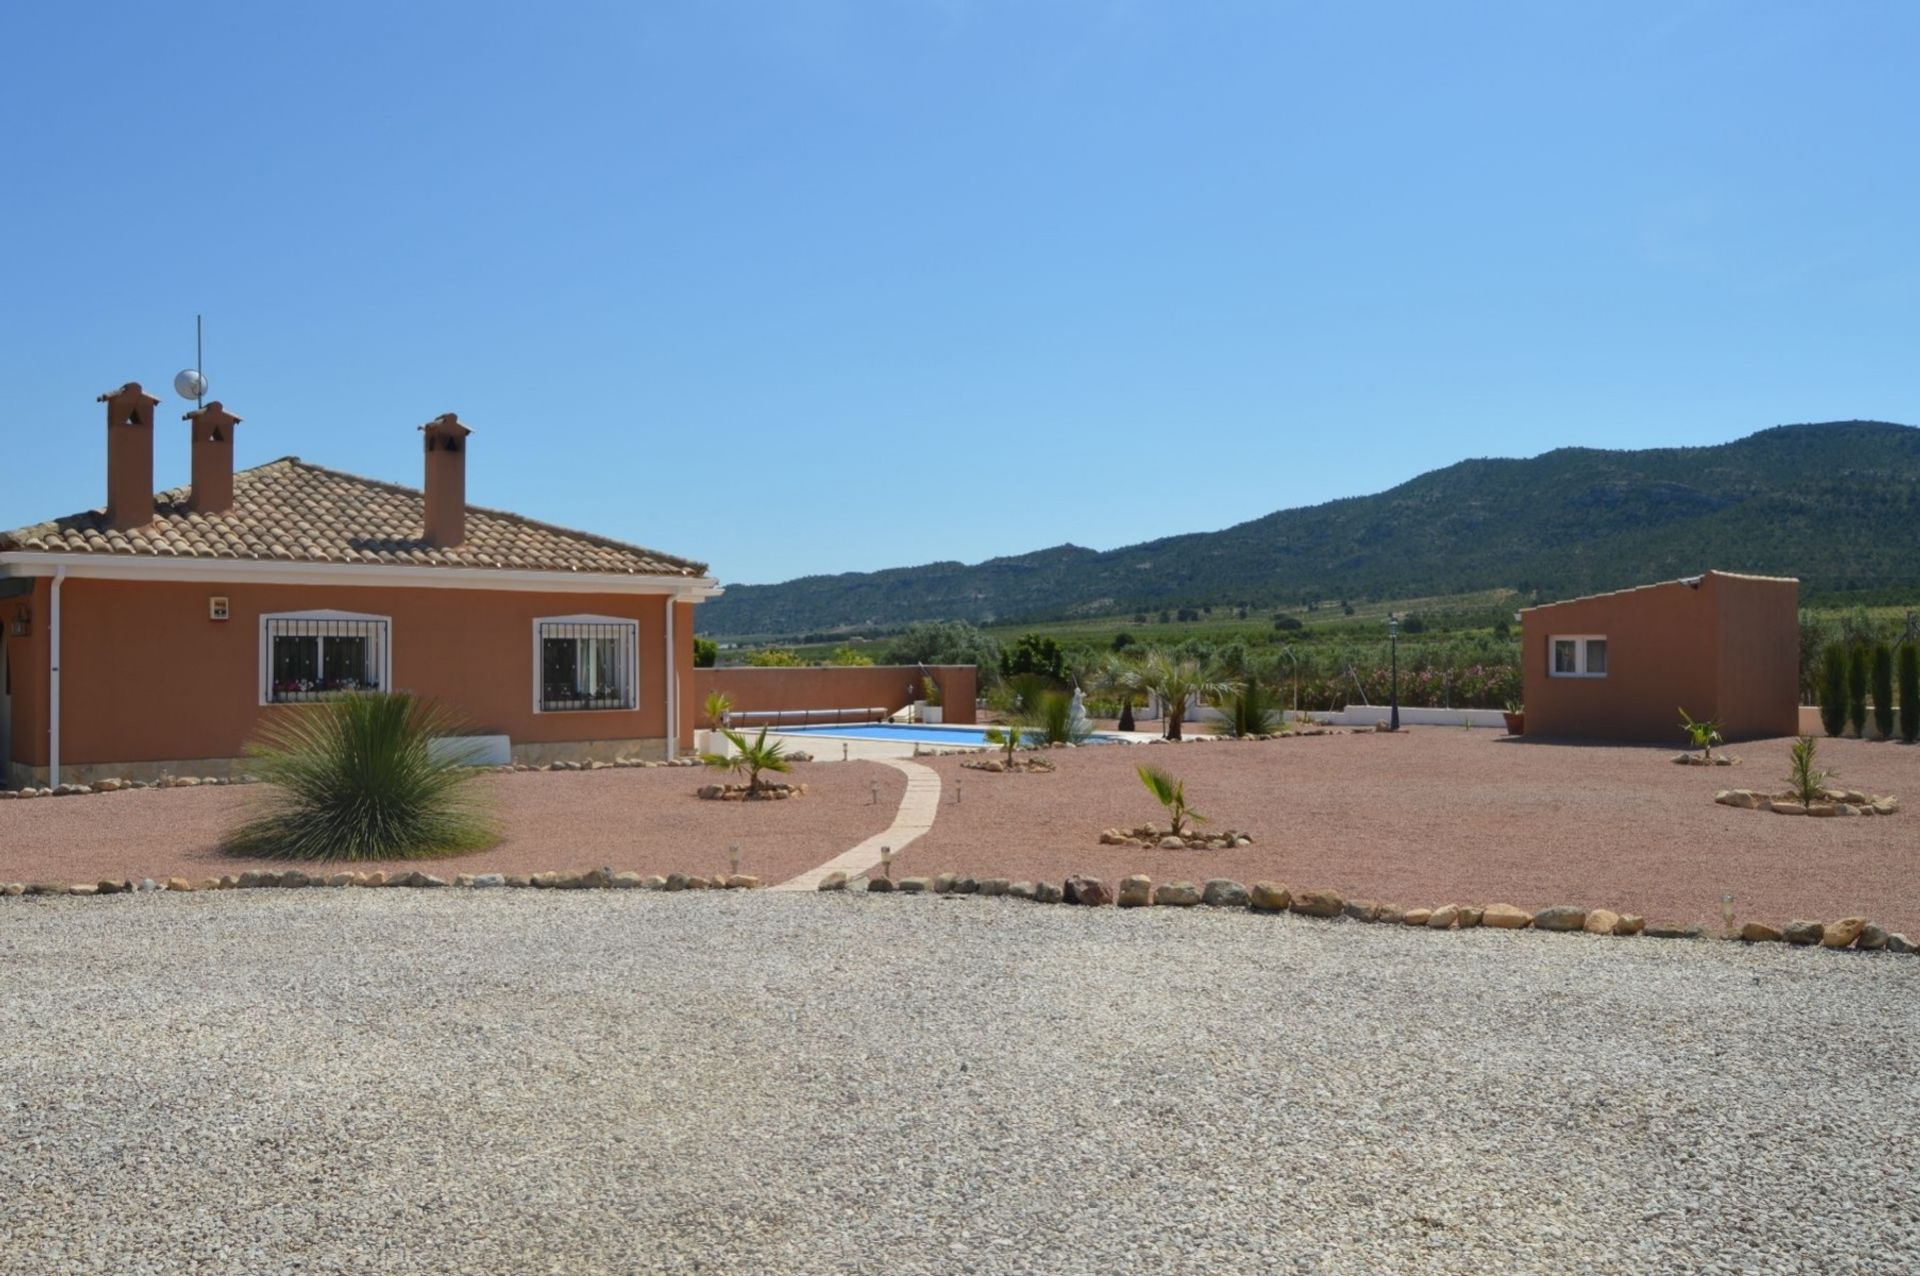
[{"xmin": 1546, "ymin": 673, "xmax": 1608, "ymax": 680}]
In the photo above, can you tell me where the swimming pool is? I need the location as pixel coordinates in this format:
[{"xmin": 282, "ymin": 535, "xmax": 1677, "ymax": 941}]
[{"xmin": 772, "ymin": 723, "xmax": 1118, "ymax": 748}]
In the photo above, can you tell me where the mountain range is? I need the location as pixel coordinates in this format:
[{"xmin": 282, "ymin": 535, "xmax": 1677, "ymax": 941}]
[{"xmin": 697, "ymin": 421, "xmax": 1920, "ymax": 638}]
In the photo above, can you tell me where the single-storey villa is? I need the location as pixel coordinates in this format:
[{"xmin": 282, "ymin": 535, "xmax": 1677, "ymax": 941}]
[
  {"xmin": 1518, "ymin": 570, "xmax": 1799, "ymax": 742},
  {"xmin": 0, "ymin": 384, "xmax": 719, "ymax": 787}
]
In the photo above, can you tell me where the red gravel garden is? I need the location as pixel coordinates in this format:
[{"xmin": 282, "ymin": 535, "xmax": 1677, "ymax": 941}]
[{"xmin": 0, "ymin": 730, "xmax": 1913, "ymax": 932}]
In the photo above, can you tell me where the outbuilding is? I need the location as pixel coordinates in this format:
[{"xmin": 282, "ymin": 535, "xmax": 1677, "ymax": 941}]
[{"xmin": 1518, "ymin": 571, "xmax": 1799, "ymax": 742}]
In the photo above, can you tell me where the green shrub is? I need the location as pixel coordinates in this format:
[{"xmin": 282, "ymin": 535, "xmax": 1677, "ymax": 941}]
[
  {"xmin": 1872, "ymin": 642, "xmax": 1895, "ymax": 740},
  {"xmin": 1033, "ymin": 689, "xmax": 1089, "ymax": 745},
  {"xmin": 1848, "ymin": 645, "xmax": 1870, "ymax": 737},
  {"xmin": 747, "ymin": 647, "xmax": 805, "ymax": 667},
  {"xmin": 1217, "ymin": 678, "xmax": 1280, "ymax": 738},
  {"xmin": 1678, "ymin": 707, "xmax": 1723, "ymax": 761},
  {"xmin": 1901, "ymin": 644, "xmax": 1920, "ymax": 745},
  {"xmin": 693, "ymin": 636, "xmax": 718, "ymax": 668},
  {"xmin": 223, "ymin": 692, "xmax": 497, "ymax": 862},
  {"xmin": 1819, "ymin": 644, "xmax": 1847, "ymax": 737}
]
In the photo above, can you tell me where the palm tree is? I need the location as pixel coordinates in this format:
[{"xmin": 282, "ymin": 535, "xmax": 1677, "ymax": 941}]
[
  {"xmin": 701, "ymin": 726, "xmax": 791, "ymax": 797},
  {"xmin": 1137, "ymin": 764, "xmax": 1205, "ymax": 838},
  {"xmin": 1137, "ymin": 651, "xmax": 1230, "ymax": 741}
]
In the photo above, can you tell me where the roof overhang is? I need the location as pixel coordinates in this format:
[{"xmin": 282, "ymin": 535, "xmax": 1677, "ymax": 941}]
[{"xmin": 0, "ymin": 551, "xmax": 723, "ymax": 601}]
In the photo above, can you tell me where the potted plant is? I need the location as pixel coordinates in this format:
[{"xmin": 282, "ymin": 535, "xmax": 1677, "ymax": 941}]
[
  {"xmin": 1502, "ymin": 698, "xmax": 1525, "ymax": 736},
  {"xmin": 699, "ymin": 690, "xmax": 733, "ymax": 758},
  {"xmin": 921, "ymin": 675, "xmax": 943, "ymax": 724}
]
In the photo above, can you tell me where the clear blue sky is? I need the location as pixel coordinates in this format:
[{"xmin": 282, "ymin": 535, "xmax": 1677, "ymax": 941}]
[{"xmin": 4, "ymin": 2, "xmax": 1915, "ymax": 585}]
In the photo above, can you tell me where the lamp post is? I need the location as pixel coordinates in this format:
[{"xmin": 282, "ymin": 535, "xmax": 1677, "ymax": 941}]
[{"xmin": 1387, "ymin": 613, "xmax": 1401, "ymax": 732}]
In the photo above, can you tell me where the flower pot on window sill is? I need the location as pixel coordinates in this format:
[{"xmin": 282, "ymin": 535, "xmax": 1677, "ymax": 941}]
[{"xmin": 1503, "ymin": 711, "xmax": 1525, "ymax": 736}]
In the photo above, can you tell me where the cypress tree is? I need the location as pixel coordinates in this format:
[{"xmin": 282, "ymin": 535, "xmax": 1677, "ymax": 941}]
[
  {"xmin": 1901, "ymin": 644, "xmax": 1919, "ymax": 745},
  {"xmin": 1847, "ymin": 645, "xmax": 1870, "ymax": 737},
  {"xmin": 1819, "ymin": 643, "xmax": 1847, "ymax": 737},
  {"xmin": 1872, "ymin": 642, "xmax": 1895, "ymax": 740}
]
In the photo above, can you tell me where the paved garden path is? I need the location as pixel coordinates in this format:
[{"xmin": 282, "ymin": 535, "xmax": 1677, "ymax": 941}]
[{"xmin": 773, "ymin": 758, "xmax": 941, "ymax": 890}]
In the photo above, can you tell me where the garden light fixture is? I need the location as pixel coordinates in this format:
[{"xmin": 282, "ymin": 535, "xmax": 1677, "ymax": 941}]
[{"xmin": 1387, "ymin": 613, "xmax": 1401, "ymax": 732}]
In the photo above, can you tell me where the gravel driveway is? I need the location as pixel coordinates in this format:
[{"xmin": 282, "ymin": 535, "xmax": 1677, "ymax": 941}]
[{"xmin": 2, "ymin": 892, "xmax": 1915, "ymax": 1274}]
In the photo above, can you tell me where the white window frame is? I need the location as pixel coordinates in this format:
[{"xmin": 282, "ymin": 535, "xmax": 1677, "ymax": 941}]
[
  {"xmin": 1549, "ymin": 634, "xmax": 1608, "ymax": 679},
  {"xmin": 259, "ymin": 609, "xmax": 394, "ymax": 706},
  {"xmin": 533, "ymin": 614, "xmax": 640, "ymax": 714}
]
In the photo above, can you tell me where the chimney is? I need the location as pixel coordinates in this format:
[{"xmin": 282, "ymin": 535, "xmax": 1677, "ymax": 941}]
[
  {"xmin": 99, "ymin": 382, "xmax": 160, "ymax": 531},
  {"xmin": 420, "ymin": 412, "xmax": 472, "ymax": 548},
  {"xmin": 185, "ymin": 401, "xmax": 243, "ymax": 515}
]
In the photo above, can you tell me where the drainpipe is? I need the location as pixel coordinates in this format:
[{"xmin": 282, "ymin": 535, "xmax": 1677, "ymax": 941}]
[
  {"xmin": 664, "ymin": 599, "xmax": 677, "ymax": 762},
  {"xmin": 48, "ymin": 567, "xmax": 65, "ymax": 788}
]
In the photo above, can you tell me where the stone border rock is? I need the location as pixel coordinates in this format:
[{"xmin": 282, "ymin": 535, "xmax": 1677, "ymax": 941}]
[
  {"xmin": 0, "ymin": 755, "xmax": 722, "ymax": 802},
  {"xmin": 819, "ymin": 872, "xmax": 1916, "ymax": 957},
  {"xmin": 13, "ymin": 862, "xmax": 1910, "ymax": 961},
  {"xmin": 1673, "ymin": 753, "xmax": 1739, "ymax": 767},
  {"xmin": 695, "ymin": 781, "xmax": 809, "ymax": 801},
  {"xmin": 0, "ymin": 866, "xmax": 763, "ymax": 896},
  {"xmin": 1098, "ymin": 824, "xmax": 1255, "ymax": 851},
  {"xmin": 1716, "ymin": 787, "xmax": 1899, "ymax": 817},
  {"xmin": 960, "ymin": 758, "xmax": 1056, "ymax": 774}
]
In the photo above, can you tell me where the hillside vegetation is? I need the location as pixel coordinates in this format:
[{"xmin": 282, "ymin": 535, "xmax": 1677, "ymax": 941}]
[{"xmin": 698, "ymin": 421, "xmax": 1920, "ymax": 639}]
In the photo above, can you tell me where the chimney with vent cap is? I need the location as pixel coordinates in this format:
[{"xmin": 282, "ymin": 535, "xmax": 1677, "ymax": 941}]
[
  {"xmin": 421, "ymin": 413, "xmax": 471, "ymax": 548},
  {"xmin": 185, "ymin": 401, "xmax": 242, "ymax": 516},
  {"xmin": 99, "ymin": 382, "xmax": 160, "ymax": 531}
]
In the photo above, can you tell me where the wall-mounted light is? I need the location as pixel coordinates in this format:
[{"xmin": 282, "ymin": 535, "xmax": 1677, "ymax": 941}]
[{"xmin": 8, "ymin": 608, "xmax": 29, "ymax": 637}]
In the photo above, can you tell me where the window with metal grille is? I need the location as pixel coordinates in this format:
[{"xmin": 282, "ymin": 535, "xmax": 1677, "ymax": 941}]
[
  {"xmin": 537, "ymin": 618, "xmax": 637, "ymax": 712},
  {"xmin": 264, "ymin": 614, "xmax": 390, "ymax": 704}
]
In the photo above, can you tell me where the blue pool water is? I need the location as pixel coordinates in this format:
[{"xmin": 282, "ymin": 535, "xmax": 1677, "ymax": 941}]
[{"xmin": 774, "ymin": 723, "xmax": 1117, "ymax": 747}]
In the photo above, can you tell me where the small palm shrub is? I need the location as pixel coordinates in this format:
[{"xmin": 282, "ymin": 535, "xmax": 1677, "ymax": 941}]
[
  {"xmin": 1872, "ymin": 642, "xmax": 1894, "ymax": 740},
  {"xmin": 1217, "ymin": 678, "xmax": 1280, "ymax": 738},
  {"xmin": 223, "ymin": 692, "xmax": 497, "ymax": 861},
  {"xmin": 1848, "ymin": 646, "xmax": 1869, "ymax": 737},
  {"xmin": 1818, "ymin": 644, "xmax": 1847, "ymax": 737},
  {"xmin": 1678, "ymin": 707, "xmax": 1723, "ymax": 762},
  {"xmin": 703, "ymin": 689, "xmax": 732, "ymax": 731},
  {"xmin": 1784, "ymin": 735, "xmax": 1831, "ymax": 807},
  {"xmin": 1901, "ymin": 645, "xmax": 1919, "ymax": 745},
  {"xmin": 1137, "ymin": 764, "xmax": 1205, "ymax": 838},
  {"xmin": 701, "ymin": 726, "xmax": 791, "ymax": 796}
]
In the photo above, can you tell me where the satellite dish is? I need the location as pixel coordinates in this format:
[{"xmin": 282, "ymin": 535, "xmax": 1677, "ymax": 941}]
[{"xmin": 174, "ymin": 368, "xmax": 208, "ymax": 400}]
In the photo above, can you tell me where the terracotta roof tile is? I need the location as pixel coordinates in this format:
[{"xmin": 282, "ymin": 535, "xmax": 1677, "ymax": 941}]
[{"xmin": 0, "ymin": 457, "xmax": 707, "ymax": 578}]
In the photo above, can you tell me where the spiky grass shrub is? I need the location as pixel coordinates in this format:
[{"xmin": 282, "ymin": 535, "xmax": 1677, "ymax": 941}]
[
  {"xmin": 223, "ymin": 692, "xmax": 497, "ymax": 861},
  {"xmin": 1216, "ymin": 678, "xmax": 1280, "ymax": 738},
  {"xmin": 1819, "ymin": 644, "xmax": 1847, "ymax": 737},
  {"xmin": 1848, "ymin": 645, "xmax": 1870, "ymax": 737},
  {"xmin": 1034, "ymin": 689, "xmax": 1091, "ymax": 745},
  {"xmin": 1902, "ymin": 645, "xmax": 1920, "ymax": 745},
  {"xmin": 700, "ymin": 726, "xmax": 791, "ymax": 796},
  {"xmin": 1871, "ymin": 642, "xmax": 1894, "ymax": 740},
  {"xmin": 1785, "ymin": 735, "xmax": 1831, "ymax": 807}
]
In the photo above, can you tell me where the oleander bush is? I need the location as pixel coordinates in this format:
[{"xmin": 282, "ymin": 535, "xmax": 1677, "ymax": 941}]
[{"xmin": 224, "ymin": 692, "xmax": 497, "ymax": 862}]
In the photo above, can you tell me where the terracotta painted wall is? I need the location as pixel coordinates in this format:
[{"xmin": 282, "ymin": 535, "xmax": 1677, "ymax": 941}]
[
  {"xmin": 1521, "ymin": 573, "xmax": 1797, "ymax": 742},
  {"xmin": 6, "ymin": 577, "xmax": 698, "ymax": 769},
  {"xmin": 693, "ymin": 665, "xmax": 977, "ymax": 726},
  {"xmin": 1713, "ymin": 576, "xmax": 1800, "ymax": 740}
]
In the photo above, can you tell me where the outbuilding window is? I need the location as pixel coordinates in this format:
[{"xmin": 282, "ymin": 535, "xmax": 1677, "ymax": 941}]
[
  {"xmin": 1550, "ymin": 635, "xmax": 1608, "ymax": 678},
  {"xmin": 262, "ymin": 611, "xmax": 391, "ymax": 704},
  {"xmin": 535, "ymin": 616, "xmax": 638, "ymax": 712}
]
